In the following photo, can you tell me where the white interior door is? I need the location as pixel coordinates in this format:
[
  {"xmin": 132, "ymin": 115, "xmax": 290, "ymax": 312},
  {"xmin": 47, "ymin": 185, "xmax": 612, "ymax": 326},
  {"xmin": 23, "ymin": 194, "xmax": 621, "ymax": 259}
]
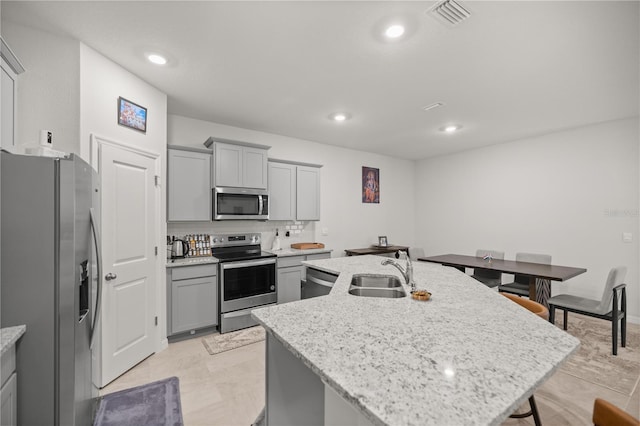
[{"xmin": 99, "ymin": 142, "xmax": 158, "ymax": 386}]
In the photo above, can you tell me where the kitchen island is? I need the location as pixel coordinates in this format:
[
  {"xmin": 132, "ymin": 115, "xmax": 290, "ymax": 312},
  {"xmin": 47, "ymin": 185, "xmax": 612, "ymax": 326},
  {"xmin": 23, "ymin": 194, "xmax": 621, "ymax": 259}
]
[{"xmin": 252, "ymin": 255, "xmax": 579, "ymax": 426}]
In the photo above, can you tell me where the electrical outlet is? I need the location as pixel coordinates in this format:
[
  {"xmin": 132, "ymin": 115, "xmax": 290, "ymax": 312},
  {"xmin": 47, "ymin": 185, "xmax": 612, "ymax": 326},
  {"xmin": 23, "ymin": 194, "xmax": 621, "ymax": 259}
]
[
  {"xmin": 322, "ymin": 227, "xmax": 329, "ymax": 236},
  {"xmin": 622, "ymin": 232, "xmax": 633, "ymax": 243}
]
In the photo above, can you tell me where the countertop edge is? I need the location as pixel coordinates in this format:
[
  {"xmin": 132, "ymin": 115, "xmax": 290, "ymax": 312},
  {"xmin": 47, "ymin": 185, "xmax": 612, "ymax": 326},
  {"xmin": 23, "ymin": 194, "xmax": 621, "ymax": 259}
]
[
  {"xmin": 166, "ymin": 257, "xmax": 220, "ymax": 268},
  {"xmin": 1, "ymin": 325, "xmax": 26, "ymax": 355},
  {"xmin": 267, "ymin": 248, "xmax": 333, "ymax": 257},
  {"xmin": 252, "ymin": 319, "xmax": 387, "ymax": 426}
]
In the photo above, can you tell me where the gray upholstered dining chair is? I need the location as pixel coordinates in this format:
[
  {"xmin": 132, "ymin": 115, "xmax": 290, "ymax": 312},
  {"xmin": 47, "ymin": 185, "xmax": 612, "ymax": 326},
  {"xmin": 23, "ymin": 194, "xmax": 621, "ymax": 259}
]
[
  {"xmin": 498, "ymin": 252, "xmax": 552, "ymax": 297},
  {"xmin": 547, "ymin": 266, "xmax": 627, "ymax": 355},
  {"xmin": 470, "ymin": 249, "xmax": 504, "ymax": 288}
]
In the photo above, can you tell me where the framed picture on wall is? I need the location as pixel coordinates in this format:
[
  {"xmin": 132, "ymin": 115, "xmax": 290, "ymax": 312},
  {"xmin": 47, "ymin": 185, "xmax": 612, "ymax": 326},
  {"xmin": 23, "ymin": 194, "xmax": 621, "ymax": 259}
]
[
  {"xmin": 362, "ymin": 166, "xmax": 379, "ymax": 203},
  {"xmin": 117, "ymin": 97, "xmax": 147, "ymax": 133}
]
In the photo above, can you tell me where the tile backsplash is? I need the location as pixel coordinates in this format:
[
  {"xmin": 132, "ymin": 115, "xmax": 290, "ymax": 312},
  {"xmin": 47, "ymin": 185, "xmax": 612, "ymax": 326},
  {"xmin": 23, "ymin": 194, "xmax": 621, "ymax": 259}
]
[{"xmin": 167, "ymin": 220, "xmax": 316, "ymax": 250}]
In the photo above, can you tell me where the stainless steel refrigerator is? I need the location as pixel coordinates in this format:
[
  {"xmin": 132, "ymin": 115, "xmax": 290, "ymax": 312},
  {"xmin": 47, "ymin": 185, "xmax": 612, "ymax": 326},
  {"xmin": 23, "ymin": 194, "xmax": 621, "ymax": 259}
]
[{"xmin": 1, "ymin": 151, "xmax": 101, "ymax": 425}]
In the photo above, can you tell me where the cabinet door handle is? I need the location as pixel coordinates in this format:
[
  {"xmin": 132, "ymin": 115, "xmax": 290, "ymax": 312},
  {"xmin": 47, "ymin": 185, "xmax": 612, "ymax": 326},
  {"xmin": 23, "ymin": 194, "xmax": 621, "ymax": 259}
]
[{"xmin": 105, "ymin": 272, "xmax": 117, "ymax": 281}]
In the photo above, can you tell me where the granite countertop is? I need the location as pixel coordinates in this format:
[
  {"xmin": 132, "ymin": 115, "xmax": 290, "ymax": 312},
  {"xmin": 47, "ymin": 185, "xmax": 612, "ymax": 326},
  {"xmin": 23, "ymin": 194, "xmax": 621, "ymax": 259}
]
[
  {"xmin": 252, "ymin": 255, "xmax": 580, "ymax": 426},
  {"xmin": 166, "ymin": 257, "xmax": 219, "ymax": 268},
  {"xmin": 266, "ymin": 247, "xmax": 333, "ymax": 257},
  {"xmin": 1, "ymin": 325, "xmax": 26, "ymax": 355}
]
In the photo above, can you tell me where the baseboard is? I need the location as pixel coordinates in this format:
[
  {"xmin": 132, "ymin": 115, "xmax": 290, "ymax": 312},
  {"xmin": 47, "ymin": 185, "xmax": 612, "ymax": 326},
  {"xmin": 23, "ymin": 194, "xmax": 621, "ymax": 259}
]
[
  {"xmin": 158, "ymin": 337, "xmax": 169, "ymax": 352},
  {"xmin": 627, "ymin": 314, "xmax": 640, "ymax": 325}
]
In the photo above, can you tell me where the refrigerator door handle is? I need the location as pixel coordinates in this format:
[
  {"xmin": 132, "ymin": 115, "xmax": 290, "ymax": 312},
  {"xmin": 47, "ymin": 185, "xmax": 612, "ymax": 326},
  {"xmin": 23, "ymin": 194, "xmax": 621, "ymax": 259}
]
[{"xmin": 89, "ymin": 207, "xmax": 102, "ymax": 349}]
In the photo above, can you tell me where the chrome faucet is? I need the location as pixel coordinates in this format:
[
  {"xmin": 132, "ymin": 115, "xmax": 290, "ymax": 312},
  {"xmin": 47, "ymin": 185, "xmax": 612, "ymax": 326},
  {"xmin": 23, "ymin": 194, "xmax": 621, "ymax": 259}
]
[{"xmin": 381, "ymin": 250, "xmax": 415, "ymax": 292}]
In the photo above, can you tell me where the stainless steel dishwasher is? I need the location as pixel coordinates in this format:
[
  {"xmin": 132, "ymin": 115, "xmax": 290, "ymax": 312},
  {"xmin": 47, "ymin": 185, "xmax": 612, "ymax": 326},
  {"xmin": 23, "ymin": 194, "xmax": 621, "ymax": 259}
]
[{"xmin": 303, "ymin": 267, "xmax": 338, "ymax": 299}]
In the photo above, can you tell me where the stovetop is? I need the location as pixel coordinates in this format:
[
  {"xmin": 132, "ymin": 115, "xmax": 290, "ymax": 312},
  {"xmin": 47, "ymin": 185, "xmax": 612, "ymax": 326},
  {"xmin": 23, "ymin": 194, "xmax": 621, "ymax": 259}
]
[
  {"xmin": 210, "ymin": 232, "xmax": 276, "ymax": 262},
  {"xmin": 212, "ymin": 247, "xmax": 276, "ymax": 262}
]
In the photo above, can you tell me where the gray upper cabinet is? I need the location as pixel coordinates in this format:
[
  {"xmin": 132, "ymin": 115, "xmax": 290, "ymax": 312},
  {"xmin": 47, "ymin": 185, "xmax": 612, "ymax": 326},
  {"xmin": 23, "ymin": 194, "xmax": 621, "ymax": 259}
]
[
  {"xmin": 214, "ymin": 141, "xmax": 269, "ymax": 189},
  {"xmin": 269, "ymin": 160, "xmax": 321, "ymax": 221},
  {"xmin": 296, "ymin": 166, "xmax": 320, "ymax": 221},
  {"xmin": 1, "ymin": 37, "xmax": 25, "ymax": 153},
  {"xmin": 168, "ymin": 146, "xmax": 212, "ymax": 221},
  {"xmin": 268, "ymin": 162, "xmax": 296, "ymax": 221}
]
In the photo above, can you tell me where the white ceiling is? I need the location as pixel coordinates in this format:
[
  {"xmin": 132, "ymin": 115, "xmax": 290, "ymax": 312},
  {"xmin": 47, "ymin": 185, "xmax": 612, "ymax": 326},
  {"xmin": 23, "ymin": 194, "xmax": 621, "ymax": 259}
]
[{"xmin": 3, "ymin": 1, "xmax": 639, "ymax": 160}]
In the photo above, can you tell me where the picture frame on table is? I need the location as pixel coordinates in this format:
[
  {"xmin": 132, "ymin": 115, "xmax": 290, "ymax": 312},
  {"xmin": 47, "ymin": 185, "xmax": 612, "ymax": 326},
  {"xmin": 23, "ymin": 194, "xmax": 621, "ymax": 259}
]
[
  {"xmin": 117, "ymin": 97, "xmax": 147, "ymax": 133},
  {"xmin": 378, "ymin": 236, "xmax": 388, "ymax": 247}
]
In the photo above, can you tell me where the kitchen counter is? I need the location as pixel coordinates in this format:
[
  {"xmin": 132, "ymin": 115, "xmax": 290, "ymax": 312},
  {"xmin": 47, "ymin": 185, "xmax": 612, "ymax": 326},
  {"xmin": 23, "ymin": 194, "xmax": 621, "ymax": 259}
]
[
  {"xmin": 266, "ymin": 247, "xmax": 333, "ymax": 257},
  {"xmin": 252, "ymin": 255, "xmax": 579, "ymax": 426},
  {"xmin": 166, "ymin": 257, "xmax": 219, "ymax": 268},
  {"xmin": 166, "ymin": 248, "xmax": 332, "ymax": 267},
  {"xmin": 1, "ymin": 325, "xmax": 26, "ymax": 355}
]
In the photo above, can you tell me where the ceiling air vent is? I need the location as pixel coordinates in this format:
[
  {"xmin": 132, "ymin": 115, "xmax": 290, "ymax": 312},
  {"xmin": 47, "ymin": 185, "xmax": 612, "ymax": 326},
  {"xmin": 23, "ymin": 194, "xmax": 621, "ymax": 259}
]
[{"xmin": 427, "ymin": 0, "xmax": 471, "ymax": 27}]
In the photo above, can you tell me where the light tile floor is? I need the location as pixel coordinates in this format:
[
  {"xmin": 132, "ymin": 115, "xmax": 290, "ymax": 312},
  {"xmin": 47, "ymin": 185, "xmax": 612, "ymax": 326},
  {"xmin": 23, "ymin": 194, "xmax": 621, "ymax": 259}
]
[{"xmin": 102, "ymin": 328, "xmax": 639, "ymax": 426}]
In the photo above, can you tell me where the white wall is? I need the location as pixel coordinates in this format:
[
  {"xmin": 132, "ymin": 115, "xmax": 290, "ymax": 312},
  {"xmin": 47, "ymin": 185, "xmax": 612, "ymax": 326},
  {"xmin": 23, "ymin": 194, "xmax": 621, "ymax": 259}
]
[
  {"xmin": 168, "ymin": 114, "xmax": 417, "ymax": 254},
  {"xmin": 415, "ymin": 117, "xmax": 640, "ymax": 320},
  {"xmin": 1, "ymin": 21, "xmax": 80, "ymax": 154},
  {"xmin": 79, "ymin": 44, "xmax": 167, "ymax": 162},
  {"xmin": 80, "ymin": 44, "xmax": 168, "ymax": 347}
]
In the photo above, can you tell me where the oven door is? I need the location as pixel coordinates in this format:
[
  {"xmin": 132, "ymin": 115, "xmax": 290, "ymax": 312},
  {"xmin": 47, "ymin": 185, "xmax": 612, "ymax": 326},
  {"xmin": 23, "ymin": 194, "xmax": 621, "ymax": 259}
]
[{"xmin": 220, "ymin": 257, "xmax": 276, "ymax": 313}]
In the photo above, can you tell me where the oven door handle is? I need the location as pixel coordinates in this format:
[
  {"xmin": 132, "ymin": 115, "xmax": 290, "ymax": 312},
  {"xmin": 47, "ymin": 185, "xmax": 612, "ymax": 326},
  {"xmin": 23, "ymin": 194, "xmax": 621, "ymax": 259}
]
[{"xmin": 222, "ymin": 258, "xmax": 277, "ymax": 270}]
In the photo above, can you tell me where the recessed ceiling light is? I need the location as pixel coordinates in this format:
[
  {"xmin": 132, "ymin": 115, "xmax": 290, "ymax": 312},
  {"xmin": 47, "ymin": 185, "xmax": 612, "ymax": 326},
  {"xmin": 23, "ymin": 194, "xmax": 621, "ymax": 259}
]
[
  {"xmin": 147, "ymin": 53, "xmax": 167, "ymax": 65},
  {"xmin": 384, "ymin": 24, "xmax": 405, "ymax": 39},
  {"xmin": 329, "ymin": 112, "xmax": 351, "ymax": 122},
  {"xmin": 441, "ymin": 124, "xmax": 462, "ymax": 133}
]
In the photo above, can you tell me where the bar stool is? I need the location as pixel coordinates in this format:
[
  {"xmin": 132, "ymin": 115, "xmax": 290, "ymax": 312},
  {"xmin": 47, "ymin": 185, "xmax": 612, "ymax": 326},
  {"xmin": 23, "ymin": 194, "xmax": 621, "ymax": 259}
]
[
  {"xmin": 593, "ymin": 398, "xmax": 639, "ymax": 426},
  {"xmin": 502, "ymin": 293, "xmax": 548, "ymax": 426}
]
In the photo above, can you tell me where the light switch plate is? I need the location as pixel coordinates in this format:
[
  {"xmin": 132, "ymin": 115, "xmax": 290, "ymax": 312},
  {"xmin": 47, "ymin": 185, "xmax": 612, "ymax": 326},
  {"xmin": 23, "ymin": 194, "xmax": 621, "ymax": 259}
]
[
  {"xmin": 322, "ymin": 227, "xmax": 329, "ymax": 236},
  {"xmin": 622, "ymin": 232, "xmax": 633, "ymax": 243}
]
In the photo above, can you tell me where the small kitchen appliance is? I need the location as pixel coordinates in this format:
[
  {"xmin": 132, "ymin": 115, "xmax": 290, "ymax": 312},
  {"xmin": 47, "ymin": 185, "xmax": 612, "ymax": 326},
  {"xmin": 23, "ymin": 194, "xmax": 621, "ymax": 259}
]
[{"xmin": 170, "ymin": 238, "xmax": 189, "ymax": 258}]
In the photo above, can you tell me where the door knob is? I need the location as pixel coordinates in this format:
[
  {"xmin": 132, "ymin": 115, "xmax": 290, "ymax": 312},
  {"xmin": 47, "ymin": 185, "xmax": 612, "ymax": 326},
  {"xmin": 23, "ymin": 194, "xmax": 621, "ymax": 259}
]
[{"xmin": 105, "ymin": 272, "xmax": 117, "ymax": 281}]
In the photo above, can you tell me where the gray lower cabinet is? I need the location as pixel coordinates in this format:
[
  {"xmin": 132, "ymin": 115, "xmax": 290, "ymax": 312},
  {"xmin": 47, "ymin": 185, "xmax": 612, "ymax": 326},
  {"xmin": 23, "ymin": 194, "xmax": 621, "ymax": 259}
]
[
  {"xmin": 277, "ymin": 265, "xmax": 304, "ymax": 304},
  {"xmin": 277, "ymin": 252, "xmax": 331, "ymax": 304},
  {"xmin": 277, "ymin": 256, "xmax": 304, "ymax": 304},
  {"xmin": 167, "ymin": 264, "xmax": 218, "ymax": 336}
]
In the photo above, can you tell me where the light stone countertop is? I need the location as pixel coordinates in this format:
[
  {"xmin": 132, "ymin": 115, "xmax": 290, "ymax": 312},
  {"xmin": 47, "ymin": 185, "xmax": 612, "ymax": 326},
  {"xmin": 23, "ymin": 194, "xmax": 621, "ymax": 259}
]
[
  {"xmin": 252, "ymin": 255, "xmax": 580, "ymax": 426},
  {"xmin": 265, "ymin": 248, "xmax": 333, "ymax": 257},
  {"xmin": 166, "ymin": 257, "xmax": 219, "ymax": 268},
  {"xmin": 167, "ymin": 248, "xmax": 332, "ymax": 267},
  {"xmin": 1, "ymin": 325, "xmax": 26, "ymax": 355}
]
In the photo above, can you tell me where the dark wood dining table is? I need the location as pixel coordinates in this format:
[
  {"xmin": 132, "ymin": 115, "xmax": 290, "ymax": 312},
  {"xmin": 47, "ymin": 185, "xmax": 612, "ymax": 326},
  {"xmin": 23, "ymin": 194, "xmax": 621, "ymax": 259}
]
[
  {"xmin": 344, "ymin": 245, "xmax": 409, "ymax": 257},
  {"xmin": 418, "ymin": 254, "xmax": 587, "ymax": 307}
]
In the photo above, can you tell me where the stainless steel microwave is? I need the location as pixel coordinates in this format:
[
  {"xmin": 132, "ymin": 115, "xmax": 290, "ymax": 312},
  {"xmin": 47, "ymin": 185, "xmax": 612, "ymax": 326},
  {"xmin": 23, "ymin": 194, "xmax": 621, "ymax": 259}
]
[{"xmin": 213, "ymin": 187, "xmax": 269, "ymax": 220}]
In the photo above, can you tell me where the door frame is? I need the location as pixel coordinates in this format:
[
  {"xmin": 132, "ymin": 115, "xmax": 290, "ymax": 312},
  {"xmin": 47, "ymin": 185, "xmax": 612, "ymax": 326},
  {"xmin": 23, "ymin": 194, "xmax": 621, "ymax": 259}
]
[{"xmin": 90, "ymin": 133, "xmax": 167, "ymax": 354}]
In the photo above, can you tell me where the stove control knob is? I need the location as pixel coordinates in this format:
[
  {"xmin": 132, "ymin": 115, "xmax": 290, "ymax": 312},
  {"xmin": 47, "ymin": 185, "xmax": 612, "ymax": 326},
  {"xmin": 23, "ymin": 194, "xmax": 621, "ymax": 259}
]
[
  {"xmin": 220, "ymin": 237, "xmax": 225, "ymax": 242},
  {"xmin": 212, "ymin": 238, "xmax": 218, "ymax": 244}
]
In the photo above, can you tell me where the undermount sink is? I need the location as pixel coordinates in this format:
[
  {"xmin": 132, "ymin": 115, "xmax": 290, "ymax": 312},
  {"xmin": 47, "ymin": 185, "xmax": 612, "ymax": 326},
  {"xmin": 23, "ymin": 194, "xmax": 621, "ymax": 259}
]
[
  {"xmin": 350, "ymin": 274, "xmax": 403, "ymax": 288},
  {"xmin": 348, "ymin": 274, "xmax": 407, "ymax": 298},
  {"xmin": 348, "ymin": 287, "xmax": 407, "ymax": 298}
]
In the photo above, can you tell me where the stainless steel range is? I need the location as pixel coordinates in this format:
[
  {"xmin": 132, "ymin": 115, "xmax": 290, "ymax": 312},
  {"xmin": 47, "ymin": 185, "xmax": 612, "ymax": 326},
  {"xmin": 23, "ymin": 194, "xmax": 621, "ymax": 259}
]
[{"xmin": 212, "ymin": 233, "xmax": 277, "ymax": 333}]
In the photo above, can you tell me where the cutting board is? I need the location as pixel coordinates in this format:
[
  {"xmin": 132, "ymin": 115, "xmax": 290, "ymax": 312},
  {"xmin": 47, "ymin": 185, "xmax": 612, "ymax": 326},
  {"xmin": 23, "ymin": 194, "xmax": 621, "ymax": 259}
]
[{"xmin": 291, "ymin": 242, "xmax": 325, "ymax": 250}]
